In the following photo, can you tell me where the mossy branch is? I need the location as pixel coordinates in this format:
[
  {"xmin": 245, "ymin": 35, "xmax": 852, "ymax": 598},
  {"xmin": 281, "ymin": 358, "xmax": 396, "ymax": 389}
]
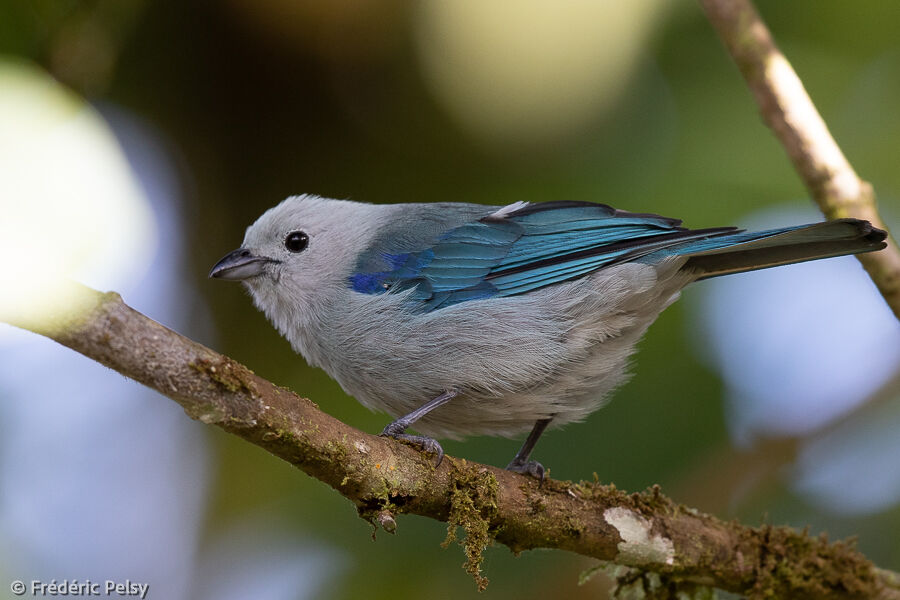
[
  {"xmin": 700, "ymin": 0, "xmax": 900, "ymax": 319},
  {"xmin": 4, "ymin": 281, "xmax": 900, "ymax": 599}
]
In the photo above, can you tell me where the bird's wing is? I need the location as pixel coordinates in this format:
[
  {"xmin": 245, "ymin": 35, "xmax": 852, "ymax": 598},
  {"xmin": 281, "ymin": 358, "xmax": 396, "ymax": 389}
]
[{"xmin": 349, "ymin": 201, "xmax": 737, "ymax": 311}]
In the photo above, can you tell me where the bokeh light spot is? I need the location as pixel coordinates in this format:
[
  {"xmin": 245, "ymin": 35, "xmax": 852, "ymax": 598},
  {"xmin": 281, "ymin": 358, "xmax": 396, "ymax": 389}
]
[{"xmin": 0, "ymin": 59, "xmax": 154, "ymax": 329}]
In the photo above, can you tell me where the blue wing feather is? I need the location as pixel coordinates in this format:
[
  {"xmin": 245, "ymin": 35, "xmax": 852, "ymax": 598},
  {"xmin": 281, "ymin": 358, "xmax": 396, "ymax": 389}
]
[
  {"xmin": 348, "ymin": 201, "xmax": 884, "ymax": 311},
  {"xmin": 349, "ymin": 201, "xmax": 740, "ymax": 309}
]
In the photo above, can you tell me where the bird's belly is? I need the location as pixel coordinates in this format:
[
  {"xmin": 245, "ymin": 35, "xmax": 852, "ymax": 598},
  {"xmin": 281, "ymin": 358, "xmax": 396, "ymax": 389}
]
[{"xmin": 318, "ymin": 263, "xmax": 688, "ymax": 440}]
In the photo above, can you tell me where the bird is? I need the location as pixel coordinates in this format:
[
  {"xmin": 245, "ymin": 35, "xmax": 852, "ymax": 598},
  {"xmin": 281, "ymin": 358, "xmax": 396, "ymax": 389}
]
[{"xmin": 210, "ymin": 195, "xmax": 887, "ymax": 480}]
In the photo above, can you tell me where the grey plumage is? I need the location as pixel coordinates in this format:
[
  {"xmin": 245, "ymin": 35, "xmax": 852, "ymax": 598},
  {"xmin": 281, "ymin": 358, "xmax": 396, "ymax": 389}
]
[{"xmin": 210, "ymin": 194, "xmax": 886, "ymax": 466}]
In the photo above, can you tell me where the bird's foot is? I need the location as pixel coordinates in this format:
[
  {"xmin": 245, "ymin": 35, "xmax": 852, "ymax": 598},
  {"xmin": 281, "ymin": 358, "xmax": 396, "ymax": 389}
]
[
  {"xmin": 380, "ymin": 422, "xmax": 444, "ymax": 467},
  {"xmin": 506, "ymin": 458, "xmax": 545, "ymax": 484}
]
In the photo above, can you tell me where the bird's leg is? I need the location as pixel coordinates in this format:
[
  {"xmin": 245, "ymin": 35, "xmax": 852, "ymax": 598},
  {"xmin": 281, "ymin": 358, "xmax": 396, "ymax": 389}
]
[
  {"xmin": 506, "ymin": 418, "xmax": 552, "ymax": 482},
  {"xmin": 380, "ymin": 388, "xmax": 459, "ymax": 466}
]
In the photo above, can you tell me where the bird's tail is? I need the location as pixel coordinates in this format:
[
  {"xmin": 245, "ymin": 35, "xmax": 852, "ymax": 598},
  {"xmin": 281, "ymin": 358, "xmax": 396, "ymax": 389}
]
[{"xmin": 672, "ymin": 218, "xmax": 887, "ymax": 279}]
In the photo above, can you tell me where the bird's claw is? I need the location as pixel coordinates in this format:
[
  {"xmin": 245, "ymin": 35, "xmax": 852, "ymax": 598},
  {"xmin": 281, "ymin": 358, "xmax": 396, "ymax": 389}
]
[
  {"xmin": 506, "ymin": 459, "xmax": 545, "ymax": 484},
  {"xmin": 380, "ymin": 430, "xmax": 445, "ymax": 467}
]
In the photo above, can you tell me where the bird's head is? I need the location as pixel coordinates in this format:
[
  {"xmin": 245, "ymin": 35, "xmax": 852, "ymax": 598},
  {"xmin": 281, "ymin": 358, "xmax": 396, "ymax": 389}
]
[{"xmin": 210, "ymin": 194, "xmax": 385, "ymax": 326}]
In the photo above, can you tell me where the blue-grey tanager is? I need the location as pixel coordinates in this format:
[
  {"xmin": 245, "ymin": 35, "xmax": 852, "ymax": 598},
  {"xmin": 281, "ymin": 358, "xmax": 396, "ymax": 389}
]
[{"xmin": 210, "ymin": 195, "xmax": 886, "ymax": 479}]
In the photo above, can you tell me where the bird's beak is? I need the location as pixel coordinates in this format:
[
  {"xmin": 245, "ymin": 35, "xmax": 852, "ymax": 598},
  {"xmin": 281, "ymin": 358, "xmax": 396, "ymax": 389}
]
[{"xmin": 209, "ymin": 248, "xmax": 278, "ymax": 281}]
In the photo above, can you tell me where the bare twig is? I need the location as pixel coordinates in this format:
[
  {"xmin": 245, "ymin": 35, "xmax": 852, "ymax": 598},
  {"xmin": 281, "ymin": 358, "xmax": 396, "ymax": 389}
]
[
  {"xmin": 4, "ymin": 282, "xmax": 900, "ymax": 599},
  {"xmin": 700, "ymin": 0, "xmax": 900, "ymax": 319}
]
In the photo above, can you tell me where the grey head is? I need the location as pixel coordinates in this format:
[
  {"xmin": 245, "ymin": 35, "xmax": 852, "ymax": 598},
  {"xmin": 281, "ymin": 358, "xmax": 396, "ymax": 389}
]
[{"xmin": 209, "ymin": 194, "xmax": 389, "ymax": 329}]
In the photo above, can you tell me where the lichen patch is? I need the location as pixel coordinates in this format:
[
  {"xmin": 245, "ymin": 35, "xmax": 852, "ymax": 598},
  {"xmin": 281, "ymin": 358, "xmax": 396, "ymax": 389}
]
[{"xmin": 603, "ymin": 506, "xmax": 675, "ymax": 566}]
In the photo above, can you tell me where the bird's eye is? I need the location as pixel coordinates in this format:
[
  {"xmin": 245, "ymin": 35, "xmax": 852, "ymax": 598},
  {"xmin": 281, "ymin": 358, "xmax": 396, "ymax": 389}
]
[{"xmin": 284, "ymin": 231, "xmax": 309, "ymax": 253}]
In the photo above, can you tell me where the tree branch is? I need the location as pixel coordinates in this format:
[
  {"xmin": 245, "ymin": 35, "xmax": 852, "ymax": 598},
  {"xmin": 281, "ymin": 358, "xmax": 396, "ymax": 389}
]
[
  {"xmin": 4, "ymin": 281, "xmax": 900, "ymax": 598},
  {"xmin": 699, "ymin": 0, "xmax": 900, "ymax": 319}
]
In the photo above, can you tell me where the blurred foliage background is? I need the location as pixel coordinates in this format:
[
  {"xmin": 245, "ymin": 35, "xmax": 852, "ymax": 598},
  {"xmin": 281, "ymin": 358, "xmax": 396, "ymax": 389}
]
[{"xmin": 1, "ymin": 1, "xmax": 900, "ymax": 598}]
